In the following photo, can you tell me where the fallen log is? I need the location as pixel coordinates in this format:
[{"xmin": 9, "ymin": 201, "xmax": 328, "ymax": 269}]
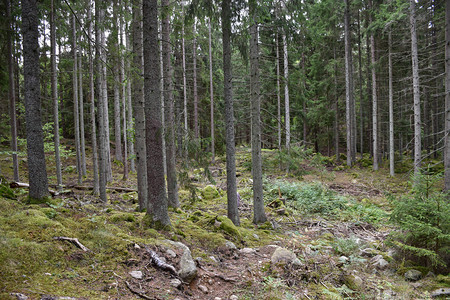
[
  {"xmin": 10, "ymin": 181, "xmax": 59, "ymax": 196},
  {"xmin": 53, "ymin": 236, "xmax": 90, "ymax": 252}
]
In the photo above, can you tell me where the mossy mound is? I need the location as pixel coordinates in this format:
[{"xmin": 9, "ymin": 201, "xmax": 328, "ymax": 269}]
[{"xmin": 201, "ymin": 185, "xmax": 220, "ymax": 201}]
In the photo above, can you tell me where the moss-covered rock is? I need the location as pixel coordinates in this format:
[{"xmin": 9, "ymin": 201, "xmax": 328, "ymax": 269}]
[
  {"xmin": 216, "ymin": 216, "xmax": 241, "ymax": 239},
  {"xmin": 201, "ymin": 185, "xmax": 220, "ymax": 201}
]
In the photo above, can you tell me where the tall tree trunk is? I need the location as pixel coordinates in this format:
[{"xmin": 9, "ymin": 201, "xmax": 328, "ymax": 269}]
[
  {"xmin": 250, "ymin": 0, "xmax": 267, "ymax": 224},
  {"xmin": 120, "ymin": 19, "xmax": 129, "ymax": 180},
  {"xmin": 22, "ymin": 0, "xmax": 49, "ymax": 200},
  {"xmin": 162, "ymin": 0, "xmax": 179, "ymax": 208},
  {"xmin": 126, "ymin": 31, "xmax": 135, "ymax": 173},
  {"xmin": 357, "ymin": 10, "xmax": 364, "ymax": 155},
  {"xmin": 193, "ymin": 19, "xmax": 199, "ymax": 140},
  {"xmin": 96, "ymin": 0, "xmax": 108, "ymax": 201},
  {"xmin": 283, "ymin": 29, "xmax": 290, "ymax": 159},
  {"xmin": 113, "ymin": 3, "xmax": 123, "ymax": 163},
  {"xmin": 444, "ymin": 0, "xmax": 450, "ymax": 191},
  {"xmin": 388, "ymin": 30, "xmax": 395, "ymax": 176},
  {"xmin": 6, "ymin": 0, "xmax": 19, "ymax": 182},
  {"xmin": 132, "ymin": 0, "xmax": 147, "ymax": 210},
  {"xmin": 182, "ymin": 6, "xmax": 188, "ymax": 156},
  {"xmin": 369, "ymin": 0, "xmax": 378, "ymax": 170},
  {"xmin": 344, "ymin": 0, "xmax": 355, "ymax": 166},
  {"xmin": 73, "ymin": 15, "xmax": 82, "ymax": 185},
  {"xmin": 222, "ymin": 0, "xmax": 239, "ymax": 226},
  {"xmin": 276, "ymin": 32, "xmax": 282, "ymax": 164},
  {"xmin": 334, "ymin": 45, "xmax": 340, "ymax": 162},
  {"xmin": 208, "ymin": 18, "xmax": 215, "ymax": 164},
  {"xmin": 143, "ymin": 0, "xmax": 171, "ymax": 227},
  {"xmin": 88, "ymin": 0, "xmax": 99, "ymax": 195},
  {"xmin": 79, "ymin": 49, "xmax": 87, "ymax": 177},
  {"xmin": 410, "ymin": 0, "xmax": 422, "ymax": 176}
]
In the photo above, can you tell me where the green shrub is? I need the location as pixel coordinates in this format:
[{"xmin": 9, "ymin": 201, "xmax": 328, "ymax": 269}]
[{"xmin": 389, "ymin": 172, "xmax": 450, "ymax": 269}]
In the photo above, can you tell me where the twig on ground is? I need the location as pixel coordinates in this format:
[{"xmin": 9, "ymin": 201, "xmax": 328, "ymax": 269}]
[
  {"xmin": 53, "ymin": 236, "xmax": 90, "ymax": 252},
  {"xmin": 125, "ymin": 281, "xmax": 155, "ymax": 300}
]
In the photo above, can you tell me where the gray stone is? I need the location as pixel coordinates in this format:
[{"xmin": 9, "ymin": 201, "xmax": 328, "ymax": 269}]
[
  {"xmin": 371, "ymin": 255, "xmax": 389, "ymax": 270},
  {"xmin": 430, "ymin": 288, "xmax": 450, "ymax": 298},
  {"xmin": 209, "ymin": 256, "xmax": 218, "ymax": 263},
  {"xmin": 404, "ymin": 269, "xmax": 422, "ymax": 282},
  {"xmin": 10, "ymin": 293, "xmax": 28, "ymax": 300},
  {"xmin": 170, "ymin": 279, "xmax": 182, "ymax": 288},
  {"xmin": 339, "ymin": 256, "xmax": 349, "ymax": 264},
  {"xmin": 198, "ymin": 284, "xmax": 208, "ymax": 293},
  {"xmin": 252, "ymin": 233, "xmax": 259, "ymax": 240},
  {"xmin": 271, "ymin": 247, "xmax": 298, "ymax": 267},
  {"xmin": 240, "ymin": 248, "xmax": 256, "ymax": 254},
  {"xmin": 165, "ymin": 240, "xmax": 198, "ymax": 283},
  {"xmin": 225, "ymin": 241, "xmax": 237, "ymax": 250},
  {"xmin": 214, "ymin": 298, "xmax": 222, "ymax": 300},
  {"xmin": 229, "ymin": 296, "xmax": 238, "ymax": 300},
  {"xmin": 129, "ymin": 270, "xmax": 143, "ymax": 279},
  {"xmin": 166, "ymin": 249, "xmax": 176, "ymax": 258}
]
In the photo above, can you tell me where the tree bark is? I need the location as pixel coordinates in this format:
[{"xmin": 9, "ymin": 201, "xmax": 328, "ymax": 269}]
[
  {"xmin": 72, "ymin": 15, "xmax": 82, "ymax": 185},
  {"xmin": 120, "ymin": 19, "xmax": 128, "ymax": 180},
  {"xmin": 143, "ymin": 0, "xmax": 171, "ymax": 226},
  {"xmin": 222, "ymin": 0, "xmax": 239, "ymax": 226},
  {"xmin": 250, "ymin": 0, "xmax": 267, "ymax": 224},
  {"xmin": 126, "ymin": 30, "xmax": 135, "ymax": 173},
  {"xmin": 88, "ymin": 0, "xmax": 99, "ymax": 195},
  {"xmin": 388, "ymin": 30, "xmax": 395, "ymax": 177},
  {"xmin": 193, "ymin": 19, "xmax": 199, "ymax": 140},
  {"xmin": 344, "ymin": 0, "xmax": 355, "ymax": 166},
  {"xmin": 182, "ymin": 6, "xmax": 188, "ymax": 156},
  {"xmin": 79, "ymin": 48, "xmax": 87, "ymax": 177},
  {"xmin": 276, "ymin": 32, "xmax": 282, "ymax": 164},
  {"xmin": 208, "ymin": 18, "xmax": 215, "ymax": 164},
  {"xmin": 22, "ymin": 0, "xmax": 49, "ymax": 200},
  {"xmin": 369, "ymin": 0, "xmax": 378, "ymax": 171},
  {"xmin": 132, "ymin": 0, "xmax": 148, "ymax": 210},
  {"xmin": 162, "ymin": 0, "xmax": 179, "ymax": 209},
  {"xmin": 444, "ymin": 0, "xmax": 450, "ymax": 191},
  {"xmin": 283, "ymin": 29, "xmax": 290, "ymax": 158},
  {"xmin": 114, "ymin": 2, "xmax": 123, "ymax": 163},
  {"xmin": 410, "ymin": 0, "xmax": 422, "ymax": 176},
  {"xmin": 6, "ymin": 0, "xmax": 19, "ymax": 182}
]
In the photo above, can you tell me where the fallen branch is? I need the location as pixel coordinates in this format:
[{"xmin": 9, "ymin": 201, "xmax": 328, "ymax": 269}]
[
  {"xmin": 53, "ymin": 236, "xmax": 90, "ymax": 252},
  {"xmin": 10, "ymin": 181, "xmax": 59, "ymax": 196},
  {"xmin": 125, "ymin": 281, "xmax": 155, "ymax": 300},
  {"xmin": 145, "ymin": 246, "xmax": 177, "ymax": 276},
  {"xmin": 198, "ymin": 265, "xmax": 237, "ymax": 283}
]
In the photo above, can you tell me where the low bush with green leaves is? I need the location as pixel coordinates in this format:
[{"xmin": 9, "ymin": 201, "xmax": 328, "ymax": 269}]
[{"xmin": 389, "ymin": 172, "xmax": 450, "ymax": 269}]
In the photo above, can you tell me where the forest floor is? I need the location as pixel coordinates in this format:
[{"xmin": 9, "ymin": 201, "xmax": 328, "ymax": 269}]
[{"xmin": 0, "ymin": 143, "xmax": 449, "ymax": 299}]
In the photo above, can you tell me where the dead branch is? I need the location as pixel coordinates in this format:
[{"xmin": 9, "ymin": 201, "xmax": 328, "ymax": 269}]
[
  {"xmin": 125, "ymin": 281, "xmax": 155, "ymax": 300},
  {"xmin": 145, "ymin": 246, "xmax": 178, "ymax": 276},
  {"xmin": 10, "ymin": 181, "xmax": 59, "ymax": 196},
  {"xmin": 53, "ymin": 236, "xmax": 90, "ymax": 252},
  {"xmin": 198, "ymin": 265, "xmax": 237, "ymax": 283}
]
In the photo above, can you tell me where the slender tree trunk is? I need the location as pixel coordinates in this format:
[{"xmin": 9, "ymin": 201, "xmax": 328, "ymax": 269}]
[
  {"xmin": 120, "ymin": 20, "xmax": 128, "ymax": 180},
  {"xmin": 283, "ymin": 30, "xmax": 290, "ymax": 159},
  {"xmin": 369, "ymin": 1, "xmax": 378, "ymax": 170},
  {"xmin": 96, "ymin": 0, "xmax": 107, "ymax": 201},
  {"xmin": 344, "ymin": 0, "xmax": 355, "ymax": 166},
  {"xmin": 388, "ymin": 30, "xmax": 395, "ymax": 176},
  {"xmin": 6, "ymin": 0, "xmax": 19, "ymax": 182},
  {"xmin": 88, "ymin": 1, "xmax": 99, "ymax": 195},
  {"xmin": 444, "ymin": 0, "xmax": 450, "ymax": 191},
  {"xmin": 357, "ymin": 10, "xmax": 364, "ymax": 155},
  {"xmin": 132, "ymin": 0, "xmax": 147, "ymax": 210},
  {"xmin": 334, "ymin": 45, "xmax": 340, "ymax": 162},
  {"xmin": 126, "ymin": 30, "xmax": 135, "ymax": 173},
  {"xmin": 250, "ymin": 0, "xmax": 267, "ymax": 224},
  {"xmin": 114, "ymin": 4, "xmax": 123, "ymax": 163},
  {"xmin": 410, "ymin": 0, "xmax": 422, "ymax": 176},
  {"xmin": 162, "ymin": 0, "xmax": 179, "ymax": 209},
  {"xmin": 276, "ymin": 32, "xmax": 282, "ymax": 163},
  {"xmin": 22, "ymin": 0, "xmax": 49, "ymax": 200},
  {"xmin": 208, "ymin": 18, "xmax": 215, "ymax": 164},
  {"xmin": 143, "ymin": 0, "xmax": 170, "ymax": 227},
  {"xmin": 79, "ymin": 49, "xmax": 87, "ymax": 177},
  {"xmin": 73, "ymin": 15, "xmax": 82, "ymax": 185},
  {"xmin": 222, "ymin": 0, "xmax": 239, "ymax": 226},
  {"xmin": 193, "ymin": 19, "xmax": 199, "ymax": 140},
  {"xmin": 160, "ymin": 23, "xmax": 167, "ymax": 178},
  {"xmin": 182, "ymin": 7, "xmax": 188, "ymax": 156}
]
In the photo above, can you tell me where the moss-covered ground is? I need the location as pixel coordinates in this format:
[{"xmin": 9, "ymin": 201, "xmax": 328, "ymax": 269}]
[{"xmin": 0, "ymin": 144, "xmax": 448, "ymax": 299}]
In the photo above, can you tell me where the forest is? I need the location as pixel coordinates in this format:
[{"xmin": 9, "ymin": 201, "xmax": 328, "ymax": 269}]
[{"xmin": 0, "ymin": 0, "xmax": 449, "ymax": 299}]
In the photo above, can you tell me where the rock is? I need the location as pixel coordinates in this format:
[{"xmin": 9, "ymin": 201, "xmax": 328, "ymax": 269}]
[
  {"xmin": 165, "ymin": 240, "xmax": 197, "ymax": 283},
  {"xmin": 170, "ymin": 279, "xmax": 182, "ymax": 288},
  {"xmin": 271, "ymin": 247, "xmax": 300, "ymax": 267},
  {"xmin": 10, "ymin": 293, "xmax": 28, "ymax": 300},
  {"xmin": 198, "ymin": 284, "xmax": 208, "ymax": 293},
  {"xmin": 371, "ymin": 255, "xmax": 389, "ymax": 270},
  {"xmin": 134, "ymin": 243, "xmax": 141, "ymax": 249},
  {"xmin": 339, "ymin": 256, "xmax": 349, "ymax": 264},
  {"xmin": 129, "ymin": 270, "xmax": 143, "ymax": 279},
  {"xmin": 431, "ymin": 288, "xmax": 450, "ymax": 298},
  {"xmin": 209, "ymin": 256, "xmax": 218, "ymax": 263},
  {"xmin": 252, "ymin": 233, "xmax": 259, "ymax": 240},
  {"xmin": 214, "ymin": 298, "xmax": 222, "ymax": 300},
  {"xmin": 344, "ymin": 274, "xmax": 364, "ymax": 291},
  {"xmin": 240, "ymin": 248, "xmax": 256, "ymax": 254},
  {"xmin": 166, "ymin": 249, "xmax": 176, "ymax": 258},
  {"xmin": 404, "ymin": 269, "xmax": 423, "ymax": 282},
  {"xmin": 201, "ymin": 185, "xmax": 220, "ymax": 200},
  {"xmin": 270, "ymin": 220, "xmax": 281, "ymax": 230},
  {"xmin": 229, "ymin": 295, "xmax": 238, "ymax": 300},
  {"xmin": 225, "ymin": 241, "xmax": 237, "ymax": 250},
  {"xmin": 292, "ymin": 258, "xmax": 303, "ymax": 267}
]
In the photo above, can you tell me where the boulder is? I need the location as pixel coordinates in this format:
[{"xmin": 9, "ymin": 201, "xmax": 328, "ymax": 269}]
[
  {"xmin": 165, "ymin": 240, "xmax": 198, "ymax": 283},
  {"xmin": 271, "ymin": 247, "xmax": 302, "ymax": 267},
  {"xmin": 404, "ymin": 269, "xmax": 422, "ymax": 282},
  {"xmin": 129, "ymin": 270, "xmax": 143, "ymax": 279}
]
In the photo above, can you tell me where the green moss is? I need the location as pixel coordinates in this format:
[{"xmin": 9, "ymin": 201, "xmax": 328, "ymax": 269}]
[
  {"xmin": 201, "ymin": 185, "xmax": 220, "ymax": 201},
  {"xmin": 108, "ymin": 211, "xmax": 136, "ymax": 223},
  {"xmin": 217, "ymin": 215, "xmax": 242, "ymax": 239}
]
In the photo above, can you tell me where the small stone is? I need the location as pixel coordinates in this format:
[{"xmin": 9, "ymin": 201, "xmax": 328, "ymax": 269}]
[
  {"xmin": 134, "ymin": 243, "xmax": 141, "ymax": 249},
  {"xmin": 10, "ymin": 293, "xmax": 28, "ymax": 300},
  {"xmin": 129, "ymin": 270, "xmax": 143, "ymax": 279},
  {"xmin": 271, "ymin": 247, "xmax": 298, "ymax": 267},
  {"xmin": 404, "ymin": 269, "xmax": 423, "ymax": 282},
  {"xmin": 371, "ymin": 255, "xmax": 389, "ymax": 270},
  {"xmin": 252, "ymin": 233, "xmax": 259, "ymax": 240},
  {"xmin": 240, "ymin": 248, "xmax": 256, "ymax": 254},
  {"xmin": 170, "ymin": 279, "xmax": 182, "ymax": 288},
  {"xmin": 339, "ymin": 256, "xmax": 349, "ymax": 264},
  {"xmin": 198, "ymin": 284, "xmax": 208, "ymax": 293},
  {"xmin": 44, "ymin": 273, "xmax": 52, "ymax": 276},
  {"xmin": 166, "ymin": 249, "xmax": 176, "ymax": 258},
  {"xmin": 214, "ymin": 298, "xmax": 222, "ymax": 300},
  {"xmin": 209, "ymin": 256, "xmax": 218, "ymax": 263},
  {"xmin": 230, "ymin": 295, "xmax": 238, "ymax": 300},
  {"xmin": 430, "ymin": 288, "xmax": 450, "ymax": 298},
  {"xmin": 225, "ymin": 241, "xmax": 237, "ymax": 250},
  {"xmin": 208, "ymin": 279, "xmax": 214, "ymax": 285}
]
